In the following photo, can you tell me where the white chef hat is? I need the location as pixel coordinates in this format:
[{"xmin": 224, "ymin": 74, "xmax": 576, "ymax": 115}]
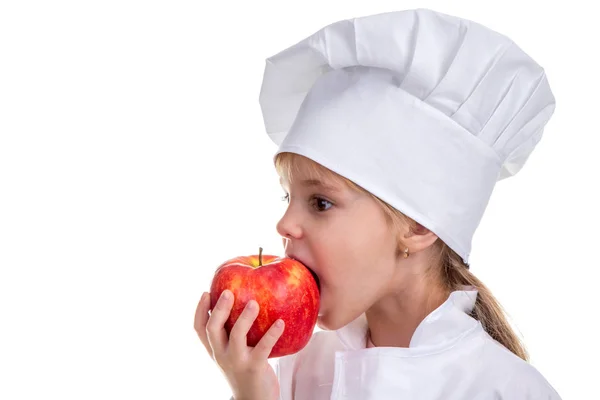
[{"xmin": 258, "ymin": 8, "xmax": 556, "ymax": 264}]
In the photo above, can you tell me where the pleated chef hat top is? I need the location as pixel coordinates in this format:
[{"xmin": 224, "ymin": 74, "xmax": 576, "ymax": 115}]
[{"xmin": 258, "ymin": 8, "xmax": 556, "ymax": 264}]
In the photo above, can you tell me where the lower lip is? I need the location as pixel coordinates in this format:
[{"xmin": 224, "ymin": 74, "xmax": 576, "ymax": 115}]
[
  {"xmin": 318, "ymin": 287, "xmax": 324, "ymax": 315},
  {"xmin": 307, "ymin": 268, "xmax": 321, "ymax": 292}
]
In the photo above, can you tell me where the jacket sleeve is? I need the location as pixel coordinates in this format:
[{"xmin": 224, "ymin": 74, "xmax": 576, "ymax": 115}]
[{"xmin": 500, "ymin": 363, "xmax": 562, "ymax": 399}]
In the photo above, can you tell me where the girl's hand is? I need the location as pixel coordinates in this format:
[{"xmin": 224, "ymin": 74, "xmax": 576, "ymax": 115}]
[{"xmin": 194, "ymin": 290, "xmax": 285, "ymax": 400}]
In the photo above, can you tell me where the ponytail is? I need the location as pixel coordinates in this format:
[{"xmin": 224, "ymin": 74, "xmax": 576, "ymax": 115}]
[{"xmin": 439, "ymin": 243, "xmax": 529, "ymax": 361}]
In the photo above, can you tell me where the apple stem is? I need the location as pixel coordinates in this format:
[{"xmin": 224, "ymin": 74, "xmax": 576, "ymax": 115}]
[{"xmin": 259, "ymin": 247, "xmax": 263, "ymax": 267}]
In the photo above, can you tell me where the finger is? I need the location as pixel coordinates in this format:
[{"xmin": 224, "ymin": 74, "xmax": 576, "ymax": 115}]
[
  {"xmin": 229, "ymin": 300, "xmax": 259, "ymax": 353},
  {"xmin": 251, "ymin": 319, "xmax": 285, "ymax": 361},
  {"xmin": 205, "ymin": 290, "xmax": 234, "ymax": 357},
  {"xmin": 193, "ymin": 292, "xmax": 213, "ymax": 358}
]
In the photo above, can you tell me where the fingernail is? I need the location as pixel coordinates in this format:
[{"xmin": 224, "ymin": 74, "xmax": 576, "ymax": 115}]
[
  {"xmin": 221, "ymin": 290, "xmax": 231, "ymax": 300},
  {"xmin": 275, "ymin": 319, "xmax": 284, "ymax": 328},
  {"xmin": 247, "ymin": 300, "xmax": 257, "ymax": 310}
]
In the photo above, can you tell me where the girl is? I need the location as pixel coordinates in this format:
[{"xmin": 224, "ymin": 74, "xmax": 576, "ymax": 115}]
[{"xmin": 195, "ymin": 8, "xmax": 561, "ymax": 399}]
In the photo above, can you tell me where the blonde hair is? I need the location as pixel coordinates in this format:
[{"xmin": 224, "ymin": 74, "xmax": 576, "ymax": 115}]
[{"xmin": 275, "ymin": 152, "xmax": 528, "ymax": 361}]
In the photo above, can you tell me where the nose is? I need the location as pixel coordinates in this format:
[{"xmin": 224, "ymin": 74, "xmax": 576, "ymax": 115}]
[{"xmin": 276, "ymin": 207, "xmax": 303, "ymax": 241}]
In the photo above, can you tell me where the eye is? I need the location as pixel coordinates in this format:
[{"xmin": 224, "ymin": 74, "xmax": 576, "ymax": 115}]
[{"xmin": 311, "ymin": 196, "xmax": 333, "ymax": 212}]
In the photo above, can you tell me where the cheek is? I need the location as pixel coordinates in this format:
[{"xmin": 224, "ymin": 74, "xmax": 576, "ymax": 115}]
[
  {"xmin": 316, "ymin": 236, "xmax": 388, "ymax": 294},
  {"xmin": 320, "ymin": 259, "xmax": 394, "ymax": 326},
  {"xmin": 312, "ymin": 223, "xmax": 394, "ymax": 295}
]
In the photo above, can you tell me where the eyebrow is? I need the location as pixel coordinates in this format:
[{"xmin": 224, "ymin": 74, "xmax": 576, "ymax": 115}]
[
  {"xmin": 279, "ymin": 177, "xmax": 341, "ymax": 192},
  {"xmin": 300, "ymin": 179, "xmax": 341, "ymax": 192}
]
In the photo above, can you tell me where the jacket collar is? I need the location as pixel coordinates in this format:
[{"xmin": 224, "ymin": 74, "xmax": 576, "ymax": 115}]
[{"xmin": 335, "ymin": 288, "xmax": 480, "ymax": 351}]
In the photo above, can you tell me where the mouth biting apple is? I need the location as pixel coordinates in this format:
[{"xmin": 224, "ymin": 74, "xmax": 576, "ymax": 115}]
[{"xmin": 209, "ymin": 247, "xmax": 320, "ymax": 358}]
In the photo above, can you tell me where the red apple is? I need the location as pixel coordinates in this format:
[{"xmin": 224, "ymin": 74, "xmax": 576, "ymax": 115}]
[{"xmin": 209, "ymin": 247, "xmax": 320, "ymax": 358}]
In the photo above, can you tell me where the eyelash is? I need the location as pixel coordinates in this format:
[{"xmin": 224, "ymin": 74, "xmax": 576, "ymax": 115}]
[{"xmin": 281, "ymin": 193, "xmax": 334, "ymax": 212}]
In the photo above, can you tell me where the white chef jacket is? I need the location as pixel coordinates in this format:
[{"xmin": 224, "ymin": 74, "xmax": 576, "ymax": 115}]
[{"xmin": 275, "ymin": 289, "xmax": 561, "ymax": 399}]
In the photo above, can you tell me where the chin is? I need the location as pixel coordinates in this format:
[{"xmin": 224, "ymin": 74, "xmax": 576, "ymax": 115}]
[
  {"xmin": 317, "ymin": 314, "xmax": 345, "ymax": 331},
  {"xmin": 316, "ymin": 317, "xmax": 328, "ymax": 330}
]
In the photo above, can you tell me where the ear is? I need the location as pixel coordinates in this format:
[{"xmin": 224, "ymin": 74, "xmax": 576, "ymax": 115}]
[{"xmin": 401, "ymin": 223, "xmax": 439, "ymax": 253}]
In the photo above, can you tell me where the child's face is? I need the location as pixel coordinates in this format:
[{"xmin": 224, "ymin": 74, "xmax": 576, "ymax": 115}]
[{"xmin": 277, "ymin": 158, "xmax": 400, "ymax": 331}]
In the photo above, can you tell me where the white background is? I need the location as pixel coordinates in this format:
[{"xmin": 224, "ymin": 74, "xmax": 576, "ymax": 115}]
[{"xmin": 0, "ymin": 0, "xmax": 597, "ymax": 399}]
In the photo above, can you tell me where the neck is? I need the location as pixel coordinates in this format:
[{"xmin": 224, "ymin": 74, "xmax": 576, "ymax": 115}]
[{"xmin": 365, "ymin": 273, "xmax": 449, "ymax": 348}]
